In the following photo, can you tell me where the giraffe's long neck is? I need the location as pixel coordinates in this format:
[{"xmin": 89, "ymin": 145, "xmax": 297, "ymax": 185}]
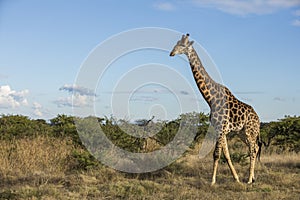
[{"xmin": 186, "ymin": 48, "xmax": 219, "ymax": 108}]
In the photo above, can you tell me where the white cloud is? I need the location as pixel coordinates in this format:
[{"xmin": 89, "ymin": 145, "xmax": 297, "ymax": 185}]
[
  {"xmin": 73, "ymin": 95, "xmax": 90, "ymax": 107},
  {"xmin": 32, "ymin": 102, "xmax": 43, "ymax": 117},
  {"xmin": 192, "ymin": 0, "xmax": 300, "ymax": 15},
  {"xmin": 33, "ymin": 102, "xmax": 42, "ymax": 109},
  {"xmin": 54, "ymin": 94, "xmax": 91, "ymax": 108},
  {"xmin": 59, "ymin": 84, "xmax": 96, "ymax": 96},
  {"xmin": 33, "ymin": 109, "xmax": 43, "ymax": 117},
  {"xmin": 56, "ymin": 84, "xmax": 96, "ymax": 108},
  {"xmin": 292, "ymin": 19, "xmax": 300, "ymax": 26},
  {"xmin": 0, "ymin": 85, "xmax": 29, "ymax": 109},
  {"xmin": 154, "ymin": 2, "xmax": 176, "ymax": 11}
]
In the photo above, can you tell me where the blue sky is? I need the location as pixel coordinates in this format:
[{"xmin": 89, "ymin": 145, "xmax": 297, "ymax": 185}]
[{"xmin": 0, "ymin": 0, "xmax": 300, "ymax": 122}]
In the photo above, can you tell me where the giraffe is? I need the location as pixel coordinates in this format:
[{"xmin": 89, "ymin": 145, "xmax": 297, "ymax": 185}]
[{"xmin": 170, "ymin": 34, "xmax": 261, "ymax": 185}]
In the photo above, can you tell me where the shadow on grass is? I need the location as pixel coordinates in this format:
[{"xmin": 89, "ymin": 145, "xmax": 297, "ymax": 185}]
[
  {"xmin": 0, "ymin": 174, "xmax": 64, "ymax": 189},
  {"xmin": 263, "ymin": 161, "xmax": 300, "ymax": 169}
]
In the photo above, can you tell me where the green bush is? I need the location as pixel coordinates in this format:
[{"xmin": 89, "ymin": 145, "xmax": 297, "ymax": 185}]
[
  {"xmin": 1, "ymin": 113, "xmax": 299, "ymax": 156},
  {"xmin": 0, "ymin": 115, "xmax": 50, "ymax": 140},
  {"xmin": 260, "ymin": 116, "xmax": 300, "ymax": 152},
  {"xmin": 70, "ymin": 149, "xmax": 100, "ymax": 170}
]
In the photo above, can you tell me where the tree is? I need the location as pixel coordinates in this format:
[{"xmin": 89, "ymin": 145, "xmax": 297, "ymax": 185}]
[
  {"xmin": 0, "ymin": 115, "xmax": 41, "ymax": 139},
  {"xmin": 49, "ymin": 114, "xmax": 81, "ymax": 145},
  {"xmin": 260, "ymin": 116, "xmax": 300, "ymax": 152}
]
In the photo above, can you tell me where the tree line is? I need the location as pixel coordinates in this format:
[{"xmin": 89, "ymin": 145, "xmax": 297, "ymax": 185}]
[{"xmin": 0, "ymin": 113, "xmax": 299, "ymax": 153}]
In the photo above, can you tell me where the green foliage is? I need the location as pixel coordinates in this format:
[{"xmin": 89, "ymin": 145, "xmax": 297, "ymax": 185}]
[
  {"xmin": 100, "ymin": 116, "xmax": 145, "ymax": 152},
  {"xmin": 154, "ymin": 120, "xmax": 179, "ymax": 146},
  {"xmin": 50, "ymin": 115, "xmax": 76, "ymax": 136},
  {"xmin": 260, "ymin": 116, "xmax": 300, "ymax": 152},
  {"xmin": 0, "ymin": 115, "xmax": 50, "ymax": 140},
  {"xmin": 273, "ymin": 116, "xmax": 300, "ymax": 152},
  {"xmin": 0, "ymin": 114, "xmax": 80, "ymax": 146},
  {"xmin": 1, "ymin": 113, "xmax": 299, "ymax": 156},
  {"xmin": 220, "ymin": 152, "xmax": 248, "ymax": 165},
  {"xmin": 71, "ymin": 149, "xmax": 100, "ymax": 170},
  {"xmin": 49, "ymin": 114, "xmax": 82, "ymax": 145},
  {"xmin": 194, "ymin": 112, "xmax": 210, "ymax": 141}
]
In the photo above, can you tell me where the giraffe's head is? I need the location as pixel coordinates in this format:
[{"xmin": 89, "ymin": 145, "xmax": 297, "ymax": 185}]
[{"xmin": 170, "ymin": 33, "xmax": 194, "ymax": 57}]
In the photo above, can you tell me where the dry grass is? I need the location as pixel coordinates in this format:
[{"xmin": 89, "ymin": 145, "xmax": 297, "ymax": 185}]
[
  {"xmin": 0, "ymin": 136, "xmax": 73, "ymax": 177},
  {"xmin": 0, "ymin": 136, "xmax": 299, "ymax": 199}
]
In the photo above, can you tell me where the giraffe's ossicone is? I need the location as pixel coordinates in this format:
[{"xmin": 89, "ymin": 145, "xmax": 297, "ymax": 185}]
[{"xmin": 170, "ymin": 33, "xmax": 262, "ymax": 185}]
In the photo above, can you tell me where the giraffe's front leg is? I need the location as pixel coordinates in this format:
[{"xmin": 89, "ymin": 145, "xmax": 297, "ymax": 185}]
[{"xmin": 211, "ymin": 139, "xmax": 222, "ymax": 186}]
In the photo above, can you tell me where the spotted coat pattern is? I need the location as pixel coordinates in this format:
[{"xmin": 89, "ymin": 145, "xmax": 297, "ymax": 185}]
[{"xmin": 170, "ymin": 34, "xmax": 261, "ymax": 185}]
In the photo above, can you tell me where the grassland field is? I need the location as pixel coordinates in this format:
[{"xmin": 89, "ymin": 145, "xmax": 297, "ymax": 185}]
[{"xmin": 0, "ymin": 135, "xmax": 299, "ymax": 200}]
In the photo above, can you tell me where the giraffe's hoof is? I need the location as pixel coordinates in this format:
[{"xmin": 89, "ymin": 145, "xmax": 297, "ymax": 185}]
[
  {"xmin": 211, "ymin": 181, "xmax": 216, "ymax": 186},
  {"xmin": 247, "ymin": 178, "xmax": 255, "ymax": 184}
]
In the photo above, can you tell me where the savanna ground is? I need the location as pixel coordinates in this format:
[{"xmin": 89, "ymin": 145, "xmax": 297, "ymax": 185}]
[{"xmin": 0, "ymin": 135, "xmax": 299, "ymax": 200}]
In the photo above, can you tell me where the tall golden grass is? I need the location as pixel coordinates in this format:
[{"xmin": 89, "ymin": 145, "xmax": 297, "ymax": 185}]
[
  {"xmin": 0, "ymin": 135, "xmax": 299, "ymax": 199},
  {"xmin": 0, "ymin": 136, "xmax": 73, "ymax": 177}
]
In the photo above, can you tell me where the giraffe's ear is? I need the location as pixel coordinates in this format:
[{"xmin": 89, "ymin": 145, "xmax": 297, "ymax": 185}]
[{"xmin": 188, "ymin": 41, "xmax": 194, "ymax": 46}]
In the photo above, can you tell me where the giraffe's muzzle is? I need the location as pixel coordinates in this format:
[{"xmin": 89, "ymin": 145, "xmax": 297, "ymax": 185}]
[{"xmin": 170, "ymin": 52, "xmax": 175, "ymax": 56}]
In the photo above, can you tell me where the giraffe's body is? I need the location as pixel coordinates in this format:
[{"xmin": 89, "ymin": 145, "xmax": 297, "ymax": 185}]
[{"xmin": 170, "ymin": 34, "xmax": 261, "ymax": 185}]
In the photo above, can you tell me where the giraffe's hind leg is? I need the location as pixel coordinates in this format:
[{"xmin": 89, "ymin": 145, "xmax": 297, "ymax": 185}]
[
  {"xmin": 223, "ymin": 136, "xmax": 240, "ymax": 182},
  {"xmin": 247, "ymin": 140, "xmax": 259, "ymax": 184},
  {"xmin": 245, "ymin": 123, "xmax": 260, "ymax": 184}
]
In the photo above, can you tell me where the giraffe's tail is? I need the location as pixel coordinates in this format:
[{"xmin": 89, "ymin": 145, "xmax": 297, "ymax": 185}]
[{"xmin": 256, "ymin": 135, "xmax": 263, "ymax": 162}]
